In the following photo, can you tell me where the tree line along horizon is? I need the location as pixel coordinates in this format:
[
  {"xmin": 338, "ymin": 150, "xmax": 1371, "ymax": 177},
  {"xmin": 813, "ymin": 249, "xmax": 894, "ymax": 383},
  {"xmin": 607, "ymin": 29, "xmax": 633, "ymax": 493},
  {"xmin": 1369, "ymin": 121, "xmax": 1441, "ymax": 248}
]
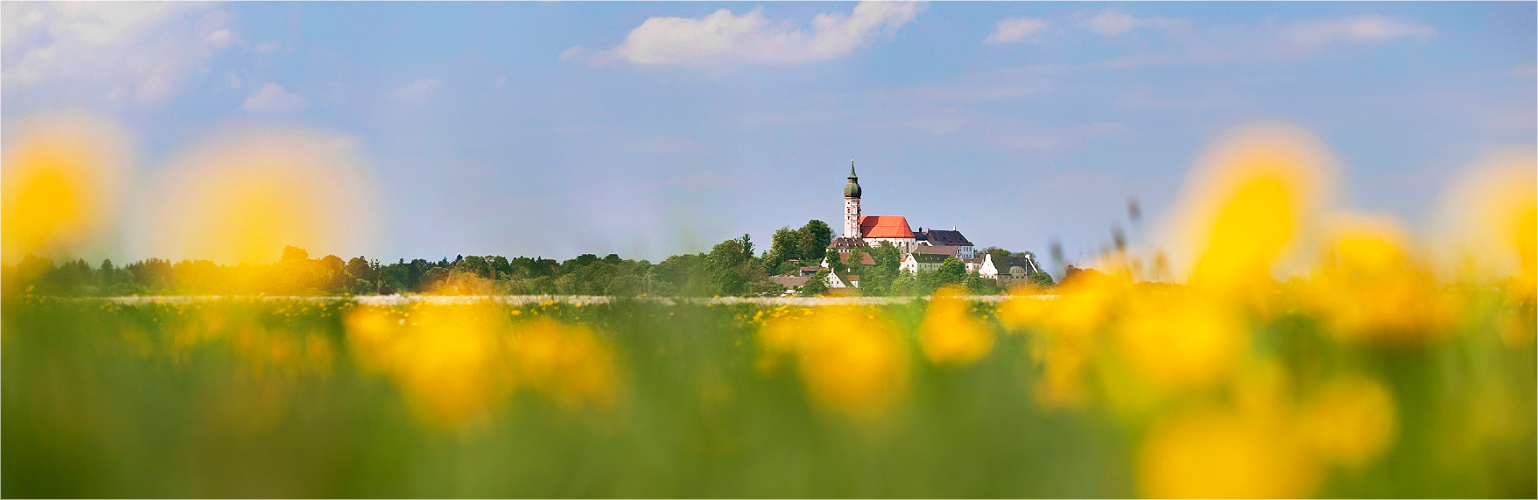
[{"xmin": 2, "ymin": 220, "xmax": 1056, "ymax": 297}]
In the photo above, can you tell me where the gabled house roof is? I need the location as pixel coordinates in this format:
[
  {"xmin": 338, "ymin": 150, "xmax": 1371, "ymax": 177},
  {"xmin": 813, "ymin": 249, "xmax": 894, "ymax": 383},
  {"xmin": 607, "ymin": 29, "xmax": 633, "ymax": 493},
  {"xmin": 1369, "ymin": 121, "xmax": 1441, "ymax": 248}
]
[
  {"xmin": 919, "ymin": 229, "xmax": 973, "ymax": 247},
  {"xmin": 827, "ymin": 237, "xmax": 870, "ymax": 250},
  {"xmin": 906, "ymin": 253, "xmax": 950, "ymax": 264},
  {"xmin": 826, "ymin": 270, "xmax": 858, "ymax": 288},
  {"xmin": 914, "ymin": 245, "xmax": 961, "ymax": 257},
  {"xmin": 982, "ymin": 254, "xmax": 1040, "ymax": 276},
  {"xmin": 859, "ymin": 215, "xmax": 914, "ymax": 238},
  {"xmin": 768, "ymin": 276, "xmax": 810, "ymax": 288}
]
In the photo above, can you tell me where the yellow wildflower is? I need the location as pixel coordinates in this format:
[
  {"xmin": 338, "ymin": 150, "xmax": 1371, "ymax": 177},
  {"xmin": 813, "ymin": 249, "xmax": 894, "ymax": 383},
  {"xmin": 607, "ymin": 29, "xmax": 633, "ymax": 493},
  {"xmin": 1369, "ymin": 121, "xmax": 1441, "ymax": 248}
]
[
  {"xmin": 1308, "ymin": 221, "xmax": 1458, "ymax": 343},
  {"xmin": 507, "ymin": 319, "xmax": 620, "ymax": 411},
  {"xmin": 1138, "ymin": 407, "xmax": 1320, "ymax": 499},
  {"xmin": 345, "ymin": 304, "xmax": 516, "ymax": 428},
  {"xmin": 1300, "ymin": 375, "xmax": 1398, "ymax": 468},
  {"xmin": 1115, "ymin": 292, "xmax": 1243, "ymax": 391},
  {"xmin": 759, "ymin": 306, "xmax": 908, "ymax": 419},
  {"xmin": 999, "ymin": 272, "xmax": 1127, "ymax": 408},
  {"xmin": 919, "ymin": 286, "xmax": 994, "ymax": 365},
  {"xmin": 1, "ymin": 112, "xmax": 129, "ymax": 262}
]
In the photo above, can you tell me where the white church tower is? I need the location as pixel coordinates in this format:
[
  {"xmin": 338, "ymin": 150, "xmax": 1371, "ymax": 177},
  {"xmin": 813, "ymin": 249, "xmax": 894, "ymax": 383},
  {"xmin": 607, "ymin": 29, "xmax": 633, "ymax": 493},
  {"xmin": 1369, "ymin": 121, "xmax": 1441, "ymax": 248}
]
[{"xmin": 843, "ymin": 160, "xmax": 862, "ymax": 239}]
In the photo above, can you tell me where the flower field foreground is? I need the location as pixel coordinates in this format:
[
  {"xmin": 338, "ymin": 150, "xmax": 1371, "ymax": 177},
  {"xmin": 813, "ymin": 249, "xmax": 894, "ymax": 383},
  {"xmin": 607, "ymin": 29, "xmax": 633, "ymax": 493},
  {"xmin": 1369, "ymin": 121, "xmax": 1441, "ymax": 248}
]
[
  {"xmin": 4, "ymin": 125, "xmax": 1534, "ymax": 498},
  {"xmin": 2, "ymin": 286, "xmax": 1532, "ymax": 497}
]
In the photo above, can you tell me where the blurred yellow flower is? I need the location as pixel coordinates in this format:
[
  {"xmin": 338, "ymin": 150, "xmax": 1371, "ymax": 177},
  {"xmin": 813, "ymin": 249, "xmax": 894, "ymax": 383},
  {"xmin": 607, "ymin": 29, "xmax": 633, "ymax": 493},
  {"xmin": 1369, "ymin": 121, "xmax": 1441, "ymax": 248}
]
[
  {"xmin": 1191, "ymin": 176, "xmax": 1295, "ymax": 293},
  {"xmin": 759, "ymin": 306, "xmax": 908, "ymax": 419},
  {"xmin": 1116, "ymin": 293, "xmax": 1243, "ymax": 391},
  {"xmin": 1138, "ymin": 407, "xmax": 1320, "ymax": 499},
  {"xmin": 919, "ymin": 286, "xmax": 994, "ymax": 365},
  {"xmin": 1007, "ymin": 271, "xmax": 1126, "ymax": 337},
  {"xmin": 1300, "ymin": 375, "xmax": 1398, "ymax": 468},
  {"xmin": 999, "ymin": 273, "xmax": 1127, "ymax": 408},
  {"xmin": 1430, "ymin": 151, "xmax": 1537, "ymax": 299},
  {"xmin": 1, "ymin": 112, "xmax": 129, "ymax": 263},
  {"xmin": 345, "ymin": 305, "xmax": 622, "ymax": 427},
  {"xmin": 507, "ymin": 319, "xmax": 620, "ymax": 411},
  {"xmin": 345, "ymin": 304, "xmax": 516, "ymax": 427},
  {"xmin": 1163, "ymin": 124, "xmax": 1335, "ymax": 313},
  {"xmin": 1308, "ymin": 221, "xmax": 1458, "ymax": 343},
  {"xmin": 143, "ymin": 128, "xmax": 378, "ymax": 265},
  {"xmin": 1033, "ymin": 342, "xmax": 1091, "ymax": 408}
]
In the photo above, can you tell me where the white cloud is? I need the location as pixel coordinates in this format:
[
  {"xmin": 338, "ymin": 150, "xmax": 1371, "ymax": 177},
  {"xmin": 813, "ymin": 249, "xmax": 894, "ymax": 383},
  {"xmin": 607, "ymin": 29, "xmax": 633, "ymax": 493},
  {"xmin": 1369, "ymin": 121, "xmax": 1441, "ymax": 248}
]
[
  {"xmin": 204, "ymin": 29, "xmax": 233, "ymax": 48},
  {"xmin": 389, "ymin": 78, "xmax": 442, "ymax": 100},
  {"xmin": 1084, "ymin": 8, "xmax": 1185, "ymax": 37},
  {"xmin": 984, "ymin": 17, "xmax": 1048, "ymax": 45},
  {"xmin": 563, "ymin": 1, "xmax": 924, "ymax": 66},
  {"xmin": 4, "ymin": 2, "xmax": 182, "ymax": 45},
  {"xmin": 1286, "ymin": 15, "xmax": 1434, "ymax": 47},
  {"xmin": 2, "ymin": 3, "xmax": 236, "ymax": 104},
  {"xmin": 243, "ymin": 83, "xmax": 307, "ymax": 113}
]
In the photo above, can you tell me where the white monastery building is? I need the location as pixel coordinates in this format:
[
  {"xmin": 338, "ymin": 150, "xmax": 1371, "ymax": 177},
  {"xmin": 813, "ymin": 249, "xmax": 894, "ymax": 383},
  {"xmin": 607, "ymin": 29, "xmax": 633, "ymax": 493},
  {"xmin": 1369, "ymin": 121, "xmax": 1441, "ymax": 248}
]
[
  {"xmin": 820, "ymin": 160, "xmax": 1038, "ymax": 288},
  {"xmin": 834, "ymin": 160, "xmax": 966, "ymax": 257}
]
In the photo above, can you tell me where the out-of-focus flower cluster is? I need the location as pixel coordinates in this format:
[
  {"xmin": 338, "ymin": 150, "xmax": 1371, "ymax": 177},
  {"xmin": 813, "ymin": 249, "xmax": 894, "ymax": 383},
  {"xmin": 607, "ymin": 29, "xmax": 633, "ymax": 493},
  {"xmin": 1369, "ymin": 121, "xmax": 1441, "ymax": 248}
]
[
  {"xmin": 742, "ymin": 126, "xmax": 1532, "ymax": 497},
  {"xmin": 756, "ymin": 305, "xmax": 910, "ymax": 419},
  {"xmin": 344, "ymin": 303, "xmax": 620, "ymax": 428},
  {"xmin": 985, "ymin": 126, "xmax": 1535, "ymax": 498}
]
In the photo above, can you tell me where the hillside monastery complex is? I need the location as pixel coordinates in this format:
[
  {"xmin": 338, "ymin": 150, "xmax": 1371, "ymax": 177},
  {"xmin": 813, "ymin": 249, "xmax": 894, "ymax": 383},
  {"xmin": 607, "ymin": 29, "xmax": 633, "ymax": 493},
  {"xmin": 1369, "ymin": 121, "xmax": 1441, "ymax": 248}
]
[{"xmin": 776, "ymin": 162, "xmax": 1042, "ymax": 290}]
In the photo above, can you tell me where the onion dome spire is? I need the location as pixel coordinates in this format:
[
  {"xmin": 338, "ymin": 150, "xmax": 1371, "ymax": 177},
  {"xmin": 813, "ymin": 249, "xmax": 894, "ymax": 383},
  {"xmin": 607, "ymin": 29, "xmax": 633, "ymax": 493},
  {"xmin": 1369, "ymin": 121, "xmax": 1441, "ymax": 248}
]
[{"xmin": 844, "ymin": 159, "xmax": 862, "ymax": 198}]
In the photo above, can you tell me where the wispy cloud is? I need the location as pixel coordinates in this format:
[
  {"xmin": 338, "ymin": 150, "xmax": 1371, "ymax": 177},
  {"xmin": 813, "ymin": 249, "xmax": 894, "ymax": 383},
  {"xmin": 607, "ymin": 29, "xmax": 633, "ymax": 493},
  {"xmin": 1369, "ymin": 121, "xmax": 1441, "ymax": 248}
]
[
  {"xmin": 204, "ymin": 28, "xmax": 233, "ymax": 48},
  {"xmin": 984, "ymin": 17, "xmax": 1048, "ymax": 45},
  {"xmin": 1285, "ymin": 15, "xmax": 1434, "ymax": 47},
  {"xmin": 999, "ymin": 12, "xmax": 1437, "ymax": 74},
  {"xmin": 1083, "ymin": 8, "xmax": 1186, "ymax": 37},
  {"xmin": 389, "ymin": 78, "xmax": 443, "ymax": 100},
  {"xmin": 561, "ymin": 1, "xmax": 924, "ymax": 66},
  {"xmin": 243, "ymin": 83, "xmax": 306, "ymax": 113},
  {"xmin": 2, "ymin": 3, "xmax": 236, "ymax": 104}
]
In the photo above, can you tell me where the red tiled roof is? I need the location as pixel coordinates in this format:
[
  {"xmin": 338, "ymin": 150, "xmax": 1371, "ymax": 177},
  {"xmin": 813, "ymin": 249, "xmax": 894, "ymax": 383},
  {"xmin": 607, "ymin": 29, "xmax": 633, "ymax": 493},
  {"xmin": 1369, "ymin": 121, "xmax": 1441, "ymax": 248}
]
[{"xmin": 859, "ymin": 215, "xmax": 914, "ymax": 238}]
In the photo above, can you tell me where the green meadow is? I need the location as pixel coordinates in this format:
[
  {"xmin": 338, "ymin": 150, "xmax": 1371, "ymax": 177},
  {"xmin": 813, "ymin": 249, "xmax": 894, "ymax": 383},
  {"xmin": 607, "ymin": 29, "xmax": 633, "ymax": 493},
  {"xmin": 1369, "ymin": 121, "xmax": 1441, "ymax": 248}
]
[{"xmin": 3, "ymin": 295, "xmax": 1532, "ymax": 498}]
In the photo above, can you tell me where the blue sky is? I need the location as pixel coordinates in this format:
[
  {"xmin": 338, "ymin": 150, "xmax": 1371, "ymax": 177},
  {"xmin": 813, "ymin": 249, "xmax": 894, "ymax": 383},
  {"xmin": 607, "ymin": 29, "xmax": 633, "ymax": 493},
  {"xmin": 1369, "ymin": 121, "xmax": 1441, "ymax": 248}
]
[{"xmin": 4, "ymin": 2, "xmax": 1534, "ymax": 264}]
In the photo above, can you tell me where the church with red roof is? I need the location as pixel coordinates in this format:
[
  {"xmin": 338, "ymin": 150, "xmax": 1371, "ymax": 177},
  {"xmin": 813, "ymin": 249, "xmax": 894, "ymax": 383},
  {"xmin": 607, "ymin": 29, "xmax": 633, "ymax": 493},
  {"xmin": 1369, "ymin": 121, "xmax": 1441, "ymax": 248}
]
[{"xmin": 829, "ymin": 161, "xmax": 928, "ymax": 256}]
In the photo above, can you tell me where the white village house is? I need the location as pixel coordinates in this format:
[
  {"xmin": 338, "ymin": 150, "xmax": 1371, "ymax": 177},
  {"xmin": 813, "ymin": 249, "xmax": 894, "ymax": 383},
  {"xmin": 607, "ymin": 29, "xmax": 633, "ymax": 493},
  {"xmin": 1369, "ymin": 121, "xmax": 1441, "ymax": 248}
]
[{"xmin": 978, "ymin": 253, "xmax": 1042, "ymax": 286}]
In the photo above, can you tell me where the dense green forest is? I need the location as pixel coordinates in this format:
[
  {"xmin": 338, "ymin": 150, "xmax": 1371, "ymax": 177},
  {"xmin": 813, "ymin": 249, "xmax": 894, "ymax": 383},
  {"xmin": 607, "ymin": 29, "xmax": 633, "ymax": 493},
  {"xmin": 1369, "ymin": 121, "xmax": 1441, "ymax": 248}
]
[{"xmin": 1, "ymin": 220, "xmax": 1051, "ymax": 297}]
